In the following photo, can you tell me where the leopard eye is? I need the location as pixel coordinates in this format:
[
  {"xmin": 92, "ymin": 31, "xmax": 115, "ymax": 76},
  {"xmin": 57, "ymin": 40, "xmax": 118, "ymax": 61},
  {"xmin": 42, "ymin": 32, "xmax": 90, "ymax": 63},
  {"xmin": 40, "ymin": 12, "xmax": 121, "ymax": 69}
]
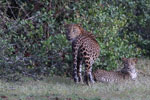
[{"xmin": 124, "ymin": 63, "xmax": 128, "ymax": 66}]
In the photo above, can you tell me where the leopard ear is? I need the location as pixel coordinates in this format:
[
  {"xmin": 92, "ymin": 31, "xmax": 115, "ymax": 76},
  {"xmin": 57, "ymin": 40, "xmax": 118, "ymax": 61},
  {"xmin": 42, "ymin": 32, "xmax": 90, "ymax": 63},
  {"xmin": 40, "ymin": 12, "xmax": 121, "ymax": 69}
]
[
  {"xmin": 64, "ymin": 22, "xmax": 69, "ymax": 28},
  {"xmin": 133, "ymin": 58, "xmax": 138, "ymax": 63},
  {"xmin": 76, "ymin": 24, "xmax": 84, "ymax": 33},
  {"xmin": 77, "ymin": 23, "xmax": 82, "ymax": 27},
  {"xmin": 122, "ymin": 57, "xmax": 127, "ymax": 62}
]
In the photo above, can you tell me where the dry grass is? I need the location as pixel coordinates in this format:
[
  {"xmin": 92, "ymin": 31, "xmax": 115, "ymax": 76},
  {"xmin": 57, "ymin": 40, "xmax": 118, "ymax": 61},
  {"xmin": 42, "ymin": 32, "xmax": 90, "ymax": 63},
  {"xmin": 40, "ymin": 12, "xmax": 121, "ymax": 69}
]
[{"xmin": 0, "ymin": 58, "xmax": 150, "ymax": 100}]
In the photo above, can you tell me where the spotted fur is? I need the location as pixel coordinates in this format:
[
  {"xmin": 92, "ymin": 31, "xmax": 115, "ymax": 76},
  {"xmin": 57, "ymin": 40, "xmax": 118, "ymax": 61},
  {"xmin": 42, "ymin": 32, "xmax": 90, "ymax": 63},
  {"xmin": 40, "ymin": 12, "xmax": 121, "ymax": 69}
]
[
  {"xmin": 64, "ymin": 24, "xmax": 100, "ymax": 85},
  {"xmin": 93, "ymin": 58, "xmax": 138, "ymax": 83}
]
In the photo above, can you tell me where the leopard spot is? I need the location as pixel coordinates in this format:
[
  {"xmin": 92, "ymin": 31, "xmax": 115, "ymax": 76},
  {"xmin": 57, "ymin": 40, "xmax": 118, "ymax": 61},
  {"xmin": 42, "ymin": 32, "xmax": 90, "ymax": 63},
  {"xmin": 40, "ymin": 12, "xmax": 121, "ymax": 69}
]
[{"xmin": 84, "ymin": 52, "xmax": 87, "ymax": 55}]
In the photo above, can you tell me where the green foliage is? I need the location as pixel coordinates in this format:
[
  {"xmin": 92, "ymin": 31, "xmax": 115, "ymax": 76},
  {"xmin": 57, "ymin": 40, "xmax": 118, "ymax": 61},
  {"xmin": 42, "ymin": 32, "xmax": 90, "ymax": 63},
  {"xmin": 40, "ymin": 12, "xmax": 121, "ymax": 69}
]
[{"xmin": 0, "ymin": 0, "xmax": 149, "ymax": 76}]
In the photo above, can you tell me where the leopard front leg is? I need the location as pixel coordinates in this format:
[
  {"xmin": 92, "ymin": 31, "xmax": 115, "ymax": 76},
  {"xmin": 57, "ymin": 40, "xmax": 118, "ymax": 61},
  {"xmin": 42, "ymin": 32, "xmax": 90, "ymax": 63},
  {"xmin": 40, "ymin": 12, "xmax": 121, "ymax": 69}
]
[
  {"xmin": 77, "ymin": 57, "xmax": 83, "ymax": 84},
  {"xmin": 73, "ymin": 53, "xmax": 79, "ymax": 83},
  {"xmin": 72, "ymin": 44, "xmax": 80, "ymax": 83}
]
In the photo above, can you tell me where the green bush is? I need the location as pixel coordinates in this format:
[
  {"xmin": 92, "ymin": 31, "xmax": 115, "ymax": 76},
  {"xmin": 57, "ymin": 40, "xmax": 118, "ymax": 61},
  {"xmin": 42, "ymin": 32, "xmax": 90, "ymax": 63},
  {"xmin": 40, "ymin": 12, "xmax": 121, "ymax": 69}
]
[
  {"xmin": 64, "ymin": 0, "xmax": 142, "ymax": 70},
  {"xmin": 0, "ymin": 0, "xmax": 149, "ymax": 77}
]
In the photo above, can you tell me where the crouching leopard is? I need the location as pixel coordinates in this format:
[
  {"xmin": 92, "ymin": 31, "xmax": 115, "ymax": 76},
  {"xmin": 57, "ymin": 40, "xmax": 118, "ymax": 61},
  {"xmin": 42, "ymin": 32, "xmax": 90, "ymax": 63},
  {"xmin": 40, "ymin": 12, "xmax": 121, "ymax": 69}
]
[
  {"xmin": 93, "ymin": 58, "xmax": 138, "ymax": 83},
  {"xmin": 64, "ymin": 24, "xmax": 100, "ymax": 85}
]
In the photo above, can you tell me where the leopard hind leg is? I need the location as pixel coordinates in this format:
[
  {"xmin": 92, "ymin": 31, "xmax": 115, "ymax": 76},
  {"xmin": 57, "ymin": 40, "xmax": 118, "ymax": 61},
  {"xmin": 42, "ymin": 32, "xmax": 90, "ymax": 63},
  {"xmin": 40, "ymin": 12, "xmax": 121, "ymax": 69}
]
[{"xmin": 84, "ymin": 58, "xmax": 95, "ymax": 85}]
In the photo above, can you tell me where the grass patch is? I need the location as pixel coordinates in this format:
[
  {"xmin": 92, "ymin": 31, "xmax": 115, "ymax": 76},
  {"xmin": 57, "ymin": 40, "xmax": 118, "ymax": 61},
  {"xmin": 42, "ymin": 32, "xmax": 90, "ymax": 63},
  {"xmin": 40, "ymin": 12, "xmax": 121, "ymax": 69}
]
[{"xmin": 0, "ymin": 58, "xmax": 150, "ymax": 100}]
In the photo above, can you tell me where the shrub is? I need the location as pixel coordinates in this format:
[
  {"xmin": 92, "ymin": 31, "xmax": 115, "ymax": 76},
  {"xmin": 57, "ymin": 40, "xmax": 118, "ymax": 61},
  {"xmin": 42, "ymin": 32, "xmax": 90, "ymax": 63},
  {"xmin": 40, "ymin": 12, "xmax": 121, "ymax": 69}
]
[{"xmin": 0, "ymin": 0, "xmax": 149, "ymax": 77}]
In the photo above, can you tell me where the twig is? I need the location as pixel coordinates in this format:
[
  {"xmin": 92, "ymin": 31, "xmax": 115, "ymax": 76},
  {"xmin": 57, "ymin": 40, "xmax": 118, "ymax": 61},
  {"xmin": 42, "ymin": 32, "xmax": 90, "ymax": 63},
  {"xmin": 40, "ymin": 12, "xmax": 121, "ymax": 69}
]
[{"xmin": 6, "ymin": 0, "xmax": 17, "ymax": 19}]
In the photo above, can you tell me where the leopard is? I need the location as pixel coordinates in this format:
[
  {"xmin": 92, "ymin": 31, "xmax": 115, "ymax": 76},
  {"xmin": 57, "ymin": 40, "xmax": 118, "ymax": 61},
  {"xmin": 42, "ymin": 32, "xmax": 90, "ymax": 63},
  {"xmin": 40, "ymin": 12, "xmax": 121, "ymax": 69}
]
[
  {"xmin": 93, "ymin": 58, "xmax": 138, "ymax": 83},
  {"xmin": 64, "ymin": 24, "xmax": 100, "ymax": 85}
]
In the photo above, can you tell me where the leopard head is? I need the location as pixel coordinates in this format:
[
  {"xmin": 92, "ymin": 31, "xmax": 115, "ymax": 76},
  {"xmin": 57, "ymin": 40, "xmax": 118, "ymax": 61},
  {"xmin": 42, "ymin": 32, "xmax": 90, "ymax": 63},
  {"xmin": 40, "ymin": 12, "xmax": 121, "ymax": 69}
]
[
  {"xmin": 64, "ymin": 24, "xmax": 83, "ymax": 42},
  {"xmin": 122, "ymin": 58, "xmax": 138, "ymax": 80}
]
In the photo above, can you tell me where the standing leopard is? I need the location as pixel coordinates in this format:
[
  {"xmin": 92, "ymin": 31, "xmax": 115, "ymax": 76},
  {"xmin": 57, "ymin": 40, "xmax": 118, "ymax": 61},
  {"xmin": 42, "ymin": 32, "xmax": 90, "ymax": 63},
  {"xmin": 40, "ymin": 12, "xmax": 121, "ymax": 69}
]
[
  {"xmin": 64, "ymin": 24, "xmax": 100, "ymax": 85},
  {"xmin": 93, "ymin": 58, "xmax": 138, "ymax": 83}
]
